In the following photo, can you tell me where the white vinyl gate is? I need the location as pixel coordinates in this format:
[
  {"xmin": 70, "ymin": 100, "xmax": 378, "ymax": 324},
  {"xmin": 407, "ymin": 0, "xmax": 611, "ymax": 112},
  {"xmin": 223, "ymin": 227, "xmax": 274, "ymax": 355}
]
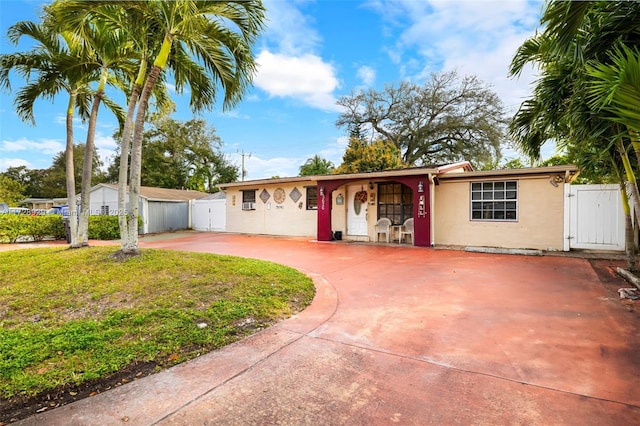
[
  {"xmin": 192, "ymin": 199, "xmax": 226, "ymax": 232},
  {"xmin": 564, "ymin": 184, "xmax": 625, "ymax": 251}
]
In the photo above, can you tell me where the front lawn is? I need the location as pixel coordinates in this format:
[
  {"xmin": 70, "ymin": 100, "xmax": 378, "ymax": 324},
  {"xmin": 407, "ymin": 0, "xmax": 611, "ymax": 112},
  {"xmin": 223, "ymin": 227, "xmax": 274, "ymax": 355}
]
[{"xmin": 0, "ymin": 247, "xmax": 315, "ymax": 421}]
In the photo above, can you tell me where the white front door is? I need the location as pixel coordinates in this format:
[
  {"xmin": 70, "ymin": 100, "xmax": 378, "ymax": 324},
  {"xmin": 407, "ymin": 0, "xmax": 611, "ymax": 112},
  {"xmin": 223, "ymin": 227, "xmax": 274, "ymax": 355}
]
[{"xmin": 347, "ymin": 185, "xmax": 368, "ymax": 236}]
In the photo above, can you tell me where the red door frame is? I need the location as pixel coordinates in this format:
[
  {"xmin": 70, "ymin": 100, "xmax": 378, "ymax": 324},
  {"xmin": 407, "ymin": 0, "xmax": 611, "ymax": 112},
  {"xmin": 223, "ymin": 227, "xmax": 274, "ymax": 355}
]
[{"xmin": 316, "ymin": 176, "xmax": 431, "ymax": 247}]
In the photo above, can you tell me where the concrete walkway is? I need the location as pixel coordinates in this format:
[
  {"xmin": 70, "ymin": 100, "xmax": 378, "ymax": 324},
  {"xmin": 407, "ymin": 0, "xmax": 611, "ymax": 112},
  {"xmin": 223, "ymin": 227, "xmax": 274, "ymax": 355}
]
[{"xmin": 15, "ymin": 233, "xmax": 640, "ymax": 425}]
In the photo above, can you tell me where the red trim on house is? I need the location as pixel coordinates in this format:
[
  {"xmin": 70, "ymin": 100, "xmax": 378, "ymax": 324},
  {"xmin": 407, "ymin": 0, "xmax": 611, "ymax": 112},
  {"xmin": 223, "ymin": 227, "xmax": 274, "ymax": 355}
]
[
  {"xmin": 316, "ymin": 176, "xmax": 431, "ymax": 247},
  {"xmin": 317, "ymin": 180, "xmax": 348, "ymax": 241},
  {"xmin": 389, "ymin": 175, "xmax": 430, "ymax": 247}
]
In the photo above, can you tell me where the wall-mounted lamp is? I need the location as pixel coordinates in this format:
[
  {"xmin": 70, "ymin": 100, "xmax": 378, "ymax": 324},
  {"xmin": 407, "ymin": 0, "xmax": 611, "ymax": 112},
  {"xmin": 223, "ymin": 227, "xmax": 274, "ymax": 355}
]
[
  {"xmin": 319, "ymin": 186, "xmax": 325, "ymax": 196},
  {"xmin": 418, "ymin": 181, "xmax": 424, "ymax": 193},
  {"xmin": 369, "ymin": 181, "xmax": 374, "ymax": 190},
  {"xmin": 336, "ymin": 193, "xmax": 344, "ymax": 205},
  {"xmin": 549, "ymin": 175, "xmax": 564, "ymax": 187}
]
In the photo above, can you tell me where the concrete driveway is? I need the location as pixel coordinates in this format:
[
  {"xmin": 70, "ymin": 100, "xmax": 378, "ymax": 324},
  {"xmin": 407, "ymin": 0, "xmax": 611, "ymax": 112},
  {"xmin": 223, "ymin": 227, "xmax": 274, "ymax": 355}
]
[{"xmin": 18, "ymin": 233, "xmax": 640, "ymax": 425}]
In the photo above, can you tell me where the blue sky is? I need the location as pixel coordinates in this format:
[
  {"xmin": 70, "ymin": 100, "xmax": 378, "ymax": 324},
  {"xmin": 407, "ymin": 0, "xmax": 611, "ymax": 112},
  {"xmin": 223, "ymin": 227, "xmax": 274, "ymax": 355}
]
[{"xmin": 0, "ymin": 0, "xmax": 550, "ymax": 180}]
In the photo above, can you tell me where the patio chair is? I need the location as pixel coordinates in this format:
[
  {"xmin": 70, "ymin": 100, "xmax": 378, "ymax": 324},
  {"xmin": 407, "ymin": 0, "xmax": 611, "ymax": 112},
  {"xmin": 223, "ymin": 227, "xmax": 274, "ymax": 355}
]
[
  {"xmin": 399, "ymin": 218, "xmax": 414, "ymax": 244},
  {"xmin": 375, "ymin": 218, "xmax": 392, "ymax": 243}
]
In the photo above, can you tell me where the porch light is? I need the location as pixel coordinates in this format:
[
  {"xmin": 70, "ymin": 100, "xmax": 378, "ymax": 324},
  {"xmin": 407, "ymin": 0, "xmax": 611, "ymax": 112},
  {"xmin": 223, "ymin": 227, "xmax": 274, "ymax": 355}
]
[
  {"xmin": 319, "ymin": 186, "xmax": 325, "ymax": 196},
  {"xmin": 369, "ymin": 181, "xmax": 374, "ymax": 190},
  {"xmin": 550, "ymin": 175, "xmax": 565, "ymax": 187},
  {"xmin": 418, "ymin": 181, "xmax": 424, "ymax": 193}
]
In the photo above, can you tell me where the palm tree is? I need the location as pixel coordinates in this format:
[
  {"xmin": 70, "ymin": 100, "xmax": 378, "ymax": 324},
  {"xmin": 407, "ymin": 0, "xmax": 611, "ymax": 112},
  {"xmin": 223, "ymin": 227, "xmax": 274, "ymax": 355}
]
[
  {"xmin": 509, "ymin": 0, "xmax": 640, "ymax": 261},
  {"xmin": 121, "ymin": 0, "xmax": 266, "ymax": 255},
  {"xmin": 0, "ymin": 19, "xmax": 95, "ymax": 247},
  {"xmin": 46, "ymin": 4, "xmax": 136, "ymax": 246},
  {"xmin": 299, "ymin": 155, "xmax": 335, "ymax": 176},
  {"xmin": 51, "ymin": 0, "xmax": 266, "ymax": 254},
  {"xmin": 50, "ymin": 0, "xmax": 266, "ymax": 255},
  {"xmin": 587, "ymin": 45, "xmax": 640, "ymax": 145},
  {"xmin": 46, "ymin": 0, "xmax": 172, "ymax": 248}
]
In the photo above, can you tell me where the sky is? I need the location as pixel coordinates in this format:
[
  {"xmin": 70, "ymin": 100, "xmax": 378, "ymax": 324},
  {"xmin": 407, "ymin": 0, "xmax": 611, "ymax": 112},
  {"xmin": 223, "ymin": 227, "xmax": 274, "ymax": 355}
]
[{"xmin": 0, "ymin": 0, "xmax": 553, "ymax": 181}]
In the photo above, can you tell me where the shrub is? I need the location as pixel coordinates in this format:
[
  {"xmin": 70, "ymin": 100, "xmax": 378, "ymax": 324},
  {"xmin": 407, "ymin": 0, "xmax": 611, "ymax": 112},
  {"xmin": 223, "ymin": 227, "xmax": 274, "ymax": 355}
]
[
  {"xmin": 0, "ymin": 214, "xmax": 25, "ymax": 243},
  {"xmin": 87, "ymin": 215, "xmax": 121, "ymax": 240},
  {"xmin": 29, "ymin": 215, "xmax": 65, "ymax": 241},
  {"xmin": 0, "ymin": 214, "xmax": 142, "ymax": 243}
]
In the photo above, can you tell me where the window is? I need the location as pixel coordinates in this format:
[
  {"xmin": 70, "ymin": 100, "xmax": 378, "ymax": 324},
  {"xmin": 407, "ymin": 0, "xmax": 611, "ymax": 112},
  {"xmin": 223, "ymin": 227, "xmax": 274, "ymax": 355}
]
[
  {"xmin": 470, "ymin": 181, "xmax": 518, "ymax": 221},
  {"xmin": 306, "ymin": 186, "xmax": 318, "ymax": 210},
  {"xmin": 242, "ymin": 190, "xmax": 256, "ymax": 210},
  {"xmin": 378, "ymin": 183, "xmax": 413, "ymax": 225},
  {"xmin": 100, "ymin": 205, "xmax": 109, "ymax": 215}
]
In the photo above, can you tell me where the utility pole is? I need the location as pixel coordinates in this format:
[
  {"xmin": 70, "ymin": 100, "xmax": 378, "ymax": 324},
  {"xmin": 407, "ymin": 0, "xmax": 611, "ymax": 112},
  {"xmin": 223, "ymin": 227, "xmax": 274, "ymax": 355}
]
[{"xmin": 238, "ymin": 149, "xmax": 251, "ymax": 181}]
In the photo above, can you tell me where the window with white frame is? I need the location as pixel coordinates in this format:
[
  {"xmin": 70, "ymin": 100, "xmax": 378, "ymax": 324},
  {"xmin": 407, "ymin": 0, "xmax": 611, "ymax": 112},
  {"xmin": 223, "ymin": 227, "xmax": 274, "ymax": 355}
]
[
  {"xmin": 470, "ymin": 181, "xmax": 518, "ymax": 221},
  {"xmin": 100, "ymin": 205, "xmax": 109, "ymax": 215}
]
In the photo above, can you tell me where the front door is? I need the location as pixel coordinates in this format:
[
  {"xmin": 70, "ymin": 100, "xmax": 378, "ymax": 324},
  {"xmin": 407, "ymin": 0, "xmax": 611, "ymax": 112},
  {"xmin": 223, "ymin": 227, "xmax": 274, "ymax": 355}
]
[{"xmin": 347, "ymin": 185, "xmax": 368, "ymax": 236}]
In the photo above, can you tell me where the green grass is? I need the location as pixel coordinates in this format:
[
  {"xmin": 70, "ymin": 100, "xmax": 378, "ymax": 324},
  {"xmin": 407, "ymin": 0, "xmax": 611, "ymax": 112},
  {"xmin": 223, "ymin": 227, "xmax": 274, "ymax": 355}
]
[{"xmin": 0, "ymin": 247, "xmax": 315, "ymax": 399}]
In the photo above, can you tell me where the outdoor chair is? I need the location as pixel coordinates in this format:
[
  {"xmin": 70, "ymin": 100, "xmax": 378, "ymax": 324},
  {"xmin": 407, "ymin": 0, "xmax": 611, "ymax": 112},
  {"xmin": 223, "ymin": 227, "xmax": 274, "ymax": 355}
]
[
  {"xmin": 399, "ymin": 218, "xmax": 414, "ymax": 244},
  {"xmin": 375, "ymin": 218, "xmax": 392, "ymax": 243}
]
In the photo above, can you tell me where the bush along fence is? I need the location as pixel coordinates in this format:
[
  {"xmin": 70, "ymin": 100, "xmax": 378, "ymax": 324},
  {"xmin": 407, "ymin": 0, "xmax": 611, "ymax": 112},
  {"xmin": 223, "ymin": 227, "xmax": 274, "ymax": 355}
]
[{"xmin": 0, "ymin": 214, "xmax": 130, "ymax": 243}]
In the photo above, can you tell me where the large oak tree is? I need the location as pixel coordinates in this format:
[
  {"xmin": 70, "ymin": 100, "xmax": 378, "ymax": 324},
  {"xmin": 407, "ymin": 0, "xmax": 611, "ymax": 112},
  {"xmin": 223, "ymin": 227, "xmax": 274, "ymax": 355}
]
[{"xmin": 336, "ymin": 71, "xmax": 507, "ymax": 169}]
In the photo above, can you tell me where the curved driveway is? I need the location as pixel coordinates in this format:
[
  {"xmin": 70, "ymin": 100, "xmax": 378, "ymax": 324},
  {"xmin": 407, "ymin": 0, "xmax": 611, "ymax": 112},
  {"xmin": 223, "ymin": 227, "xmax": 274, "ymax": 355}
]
[{"xmin": 20, "ymin": 232, "xmax": 640, "ymax": 425}]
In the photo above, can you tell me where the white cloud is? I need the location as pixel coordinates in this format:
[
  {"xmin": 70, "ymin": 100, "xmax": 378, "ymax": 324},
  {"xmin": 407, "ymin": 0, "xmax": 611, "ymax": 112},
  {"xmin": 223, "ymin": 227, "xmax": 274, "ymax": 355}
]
[
  {"xmin": 54, "ymin": 114, "xmax": 86, "ymax": 129},
  {"xmin": 219, "ymin": 110, "xmax": 250, "ymax": 120},
  {"xmin": 94, "ymin": 132, "xmax": 118, "ymax": 170},
  {"xmin": 254, "ymin": 1, "xmax": 341, "ymax": 112},
  {"xmin": 254, "ymin": 50, "xmax": 340, "ymax": 111},
  {"xmin": 261, "ymin": 0, "xmax": 321, "ymax": 56},
  {"xmin": 0, "ymin": 157, "xmax": 30, "ymax": 172},
  {"xmin": 356, "ymin": 66, "xmax": 376, "ymax": 86},
  {"xmin": 229, "ymin": 152, "xmax": 304, "ymax": 180},
  {"xmin": 319, "ymin": 135, "xmax": 349, "ymax": 166},
  {"xmin": 1, "ymin": 137, "xmax": 64, "ymax": 155},
  {"xmin": 367, "ymin": 0, "xmax": 542, "ymax": 113}
]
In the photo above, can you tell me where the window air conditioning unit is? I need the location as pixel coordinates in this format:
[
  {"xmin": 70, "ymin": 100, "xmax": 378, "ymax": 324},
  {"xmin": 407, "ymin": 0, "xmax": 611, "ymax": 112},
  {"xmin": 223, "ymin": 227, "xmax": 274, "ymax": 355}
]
[{"xmin": 242, "ymin": 202, "xmax": 256, "ymax": 210}]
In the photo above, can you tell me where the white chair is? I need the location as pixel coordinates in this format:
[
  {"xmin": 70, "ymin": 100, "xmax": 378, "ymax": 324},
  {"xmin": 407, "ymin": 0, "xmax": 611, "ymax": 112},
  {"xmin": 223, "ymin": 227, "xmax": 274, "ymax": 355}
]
[
  {"xmin": 399, "ymin": 218, "xmax": 414, "ymax": 244},
  {"xmin": 375, "ymin": 218, "xmax": 391, "ymax": 243}
]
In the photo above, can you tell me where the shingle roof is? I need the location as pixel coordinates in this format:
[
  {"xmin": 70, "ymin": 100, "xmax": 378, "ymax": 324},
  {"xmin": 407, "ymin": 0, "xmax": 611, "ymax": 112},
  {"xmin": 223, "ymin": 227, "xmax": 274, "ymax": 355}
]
[{"xmin": 97, "ymin": 184, "xmax": 209, "ymax": 201}]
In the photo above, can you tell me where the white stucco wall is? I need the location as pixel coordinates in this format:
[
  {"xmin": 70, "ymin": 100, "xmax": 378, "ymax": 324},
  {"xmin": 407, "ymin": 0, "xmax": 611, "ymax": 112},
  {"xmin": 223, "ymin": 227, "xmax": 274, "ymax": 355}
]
[
  {"xmin": 434, "ymin": 175, "xmax": 566, "ymax": 250},
  {"xmin": 224, "ymin": 183, "xmax": 318, "ymax": 237}
]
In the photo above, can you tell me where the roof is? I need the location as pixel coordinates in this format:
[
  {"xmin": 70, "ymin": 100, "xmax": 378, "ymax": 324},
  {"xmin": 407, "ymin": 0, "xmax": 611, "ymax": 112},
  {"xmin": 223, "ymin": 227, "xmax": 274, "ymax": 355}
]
[
  {"xmin": 93, "ymin": 184, "xmax": 210, "ymax": 201},
  {"xmin": 435, "ymin": 165, "xmax": 580, "ymax": 182},
  {"xmin": 218, "ymin": 162, "xmax": 474, "ymax": 189},
  {"xmin": 216, "ymin": 162, "xmax": 580, "ymax": 189},
  {"xmin": 200, "ymin": 191, "xmax": 226, "ymax": 200}
]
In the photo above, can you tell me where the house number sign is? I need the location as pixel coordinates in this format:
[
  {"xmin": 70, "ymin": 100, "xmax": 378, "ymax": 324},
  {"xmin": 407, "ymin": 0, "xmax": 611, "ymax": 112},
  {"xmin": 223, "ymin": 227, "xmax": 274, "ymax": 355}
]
[{"xmin": 418, "ymin": 195, "xmax": 427, "ymax": 218}]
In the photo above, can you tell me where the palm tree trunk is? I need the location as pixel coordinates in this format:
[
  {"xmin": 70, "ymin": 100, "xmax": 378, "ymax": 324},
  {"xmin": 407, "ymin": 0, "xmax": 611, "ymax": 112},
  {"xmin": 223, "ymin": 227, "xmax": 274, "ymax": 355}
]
[
  {"xmin": 121, "ymin": 65, "xmax": 164, "ymax": 254},
  {"xmin": 65, "ymin": 94, "xmax": 80, "ymax": 248},
  {"xmin": 618, "ymin": 141, "xmax": 640, "ymax": 225},
  {"xmin": 121, "ymin": 37, "xmax": 172, "ymax": 254},
  {"xmin": 611, "ymin": 153, "xmax": 638, "ymax": 270},
  {"xmin": 629, "ymin": 128, "xmax": 640, "ymax": 171},
  {"xmin": 118, "ymin": 61, "xmax": 146, "ymax": 247},
  {"xmin": 79, "ymin": 73, "xmax": 106, "ymax": 247},
  {"xmin": 620, "ymin": 182, "xmax": 637, "ymax": 271}
]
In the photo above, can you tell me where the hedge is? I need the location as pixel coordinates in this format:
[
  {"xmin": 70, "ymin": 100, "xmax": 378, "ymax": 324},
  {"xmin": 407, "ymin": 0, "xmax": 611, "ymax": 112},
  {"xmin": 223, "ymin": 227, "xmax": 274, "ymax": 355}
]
[{"xmin": 0, "ymin": 214, "xmax": 136, "ymax": 243}]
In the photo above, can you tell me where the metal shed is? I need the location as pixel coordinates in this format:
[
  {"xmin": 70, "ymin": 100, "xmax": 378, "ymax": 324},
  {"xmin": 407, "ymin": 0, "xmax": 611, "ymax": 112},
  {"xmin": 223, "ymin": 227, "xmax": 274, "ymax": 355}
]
[{"xmin": 88, "ymin": 184, "xmax": 209, "ymax": 234}]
